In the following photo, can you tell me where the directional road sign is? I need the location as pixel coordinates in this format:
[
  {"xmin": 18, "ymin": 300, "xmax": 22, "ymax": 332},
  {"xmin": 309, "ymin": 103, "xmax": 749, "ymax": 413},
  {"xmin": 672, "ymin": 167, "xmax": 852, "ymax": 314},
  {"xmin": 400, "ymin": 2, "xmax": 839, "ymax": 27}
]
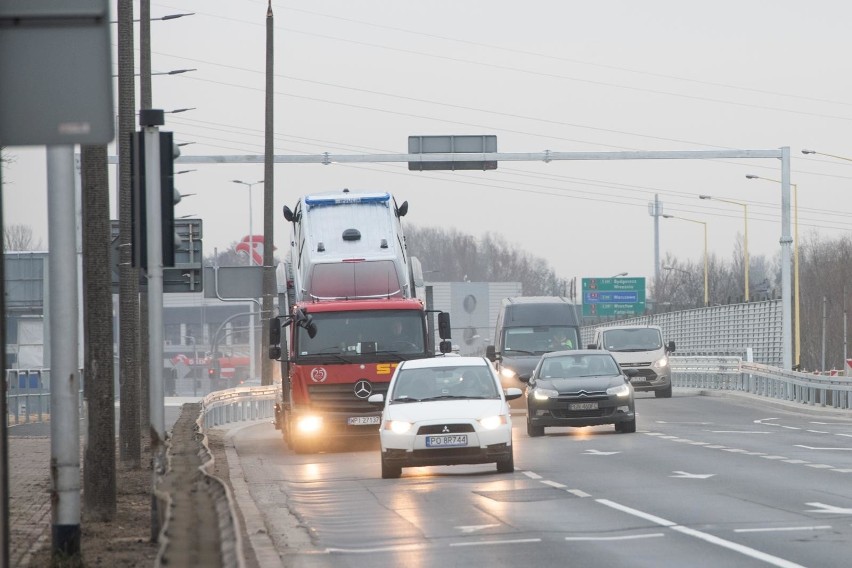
[{"xmin": 582, "ymin": 277, "xmax": 646, "ymax": 317}]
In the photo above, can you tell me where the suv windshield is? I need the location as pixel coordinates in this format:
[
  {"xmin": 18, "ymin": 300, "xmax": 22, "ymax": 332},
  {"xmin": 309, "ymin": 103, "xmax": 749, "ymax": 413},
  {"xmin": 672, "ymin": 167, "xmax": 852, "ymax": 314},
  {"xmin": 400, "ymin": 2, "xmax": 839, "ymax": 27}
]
[{"xmin": 601, "ymin": 328, "xmax": 662, "ymax": 352}]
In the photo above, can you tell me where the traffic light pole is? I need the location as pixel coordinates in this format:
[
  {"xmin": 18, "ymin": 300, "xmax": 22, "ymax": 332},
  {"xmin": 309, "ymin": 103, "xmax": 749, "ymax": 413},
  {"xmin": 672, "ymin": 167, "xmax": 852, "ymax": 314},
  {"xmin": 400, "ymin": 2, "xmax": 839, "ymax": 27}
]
[{"xmin": 140, "ymin": 109, "xmax": 167, "ymax": 540}]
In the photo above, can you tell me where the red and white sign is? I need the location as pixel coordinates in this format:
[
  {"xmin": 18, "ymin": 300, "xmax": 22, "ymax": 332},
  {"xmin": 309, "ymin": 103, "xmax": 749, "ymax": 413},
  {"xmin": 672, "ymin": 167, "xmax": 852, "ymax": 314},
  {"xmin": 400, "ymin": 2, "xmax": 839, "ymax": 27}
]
[
  {"xmin": 235, "ymin": 235, "xmax": 265, "ymax": 266},
  {"xmin": 310, "ymin": 367, "xmax": 328, "ymax": 383}
]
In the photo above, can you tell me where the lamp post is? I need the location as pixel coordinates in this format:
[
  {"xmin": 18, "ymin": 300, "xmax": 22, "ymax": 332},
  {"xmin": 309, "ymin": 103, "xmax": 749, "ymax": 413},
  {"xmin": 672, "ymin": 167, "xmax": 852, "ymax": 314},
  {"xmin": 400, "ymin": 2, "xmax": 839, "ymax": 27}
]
[
  {"xmin": 231, "ymin": 179, "xmax": 264, "ymax": 383},
  {"xmin": 611, "ymin": 272, "xmax": 628, "ymax": 278},
  {"xmin": 662, "ymin": 265, "xmax": 694, "ymax": 308},
  {"xmin": 663, "ymin": 214, "xmax": 708, "ymax": 306},
  {"xmin": 746, "ymin": 174, "xmax": 800, "ymax": 369},
  {"xmin": 699, "ymin": 194, "xmax": 749, "ymax": 302}
]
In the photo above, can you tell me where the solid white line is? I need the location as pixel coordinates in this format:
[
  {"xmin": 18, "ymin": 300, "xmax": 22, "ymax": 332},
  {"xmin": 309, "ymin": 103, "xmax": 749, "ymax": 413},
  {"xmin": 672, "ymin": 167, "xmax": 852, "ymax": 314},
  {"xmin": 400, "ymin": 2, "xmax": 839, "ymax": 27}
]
[
  {"xmin": 760, "ymin": 455, "xmax": 788, "ymax": 460},
  {"xmin": 597, "ymin": 500, "xmax": 808, "ymax": 568},
  {"xmin": 734, "ymin": 526, "xmax": 832, "ymax": 533},
  {"xmin": 449, "ymin": 538, "xmax": 541, "ymax": 547},
  {"xmin": 795, "ymin": 445, "xmax": 852, "ymax": 451},
  {"xmin": 523, "ymin": 471, "xmax": 543, "ymax": 479},
  {"xmin": 806, "ymin": 430, "xmax": 829, "ymax": 434},
  {"xmin": 565, "ymin": 533, "xmax": 664, "ymax": 541},
  {"xmin": 325, "ymin": 543, "xmax": 427, "ymax": 554},
  {"xmin": 672, "ymin": 525, "xmax": 807, "ymax": 568},
  {"xmin": 541, "ymin": 480, "xmax": 567, "ymax": 489},
  {"xmin": 711, "ymin": 431, "xmax": 772, "ymax": 434}
]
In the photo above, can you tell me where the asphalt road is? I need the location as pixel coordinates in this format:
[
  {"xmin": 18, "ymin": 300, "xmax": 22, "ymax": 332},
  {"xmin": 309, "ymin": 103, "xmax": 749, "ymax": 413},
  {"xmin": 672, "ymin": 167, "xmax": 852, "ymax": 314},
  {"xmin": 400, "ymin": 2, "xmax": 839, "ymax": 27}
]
[{"xmin": 223, "ymin": 391, "xmax": 852, "ymax": 568}]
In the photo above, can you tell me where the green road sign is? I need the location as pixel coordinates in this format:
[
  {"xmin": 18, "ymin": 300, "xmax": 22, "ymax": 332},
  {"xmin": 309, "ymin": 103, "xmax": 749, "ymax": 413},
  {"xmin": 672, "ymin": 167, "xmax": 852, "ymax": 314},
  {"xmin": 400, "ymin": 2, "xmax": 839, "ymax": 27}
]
[{"xmin": 582, "ymin": 277, "xmax": 646, "ymax": 317}]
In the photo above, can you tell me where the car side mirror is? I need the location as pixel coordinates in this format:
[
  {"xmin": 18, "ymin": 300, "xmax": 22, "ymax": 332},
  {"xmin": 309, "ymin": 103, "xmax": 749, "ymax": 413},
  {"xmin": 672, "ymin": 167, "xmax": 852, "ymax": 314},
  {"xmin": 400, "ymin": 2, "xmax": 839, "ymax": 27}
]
[
  {"xmin": 518, "ymin": 375, "xmax": 531, "ymax": 384},
  {"xmin": 504, "ymin": 387, "xmax": 523, "ymax": 401},
  {"xmin": 368, "ymin": 393, "xmax": 385, "ymax": 405},
  {"xmin": 485, "ymin": 345, "xmax": 496, "ymax": 362}
]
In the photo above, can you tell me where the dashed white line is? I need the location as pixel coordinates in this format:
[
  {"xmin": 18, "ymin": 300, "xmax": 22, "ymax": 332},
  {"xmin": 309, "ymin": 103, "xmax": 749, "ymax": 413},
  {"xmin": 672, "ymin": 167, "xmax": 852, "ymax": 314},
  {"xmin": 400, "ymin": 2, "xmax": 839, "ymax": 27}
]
[
  {"xmin": 806, "ymin": 430, "xmax": 829, "ymax": 434},
  {"xmin": 565, "ymin": 533, "xmax": 664, "ymax": 541},
  {"xmin": 523, "ymin": 471, "xmax": 542, "ymax": 480},
  {"xmin": 760, "ymin": 455, "xmax": 788, "ymax": 460},
  {"xmin": 449, "ymin": 538, "xmax": 542, "ymax": 547},
  {"xmin": 568, "ymin": 489, "xmax": 591, "ymax": 498},
  {"xmin": 734, "ymin": 526, "xmax": 832, "ymax": 533},
  {"xmin": 804, "ymin": 464, "xmax": 834, "ymax": 469},
  {"xmin": 541, "ymin": 480, "xmax": 567, "ymax": 489}
]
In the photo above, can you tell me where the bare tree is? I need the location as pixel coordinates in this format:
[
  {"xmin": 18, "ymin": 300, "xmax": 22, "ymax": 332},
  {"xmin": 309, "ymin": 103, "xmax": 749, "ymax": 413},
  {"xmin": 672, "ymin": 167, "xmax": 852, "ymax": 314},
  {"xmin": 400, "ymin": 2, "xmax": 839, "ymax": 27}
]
[
  {"xmin": 80, "ymin": 144, "xmax": 116, "ymax": 520},
  {"xmin": 3, "ymin": 224, "xmax": 43, "ymax": 251}
]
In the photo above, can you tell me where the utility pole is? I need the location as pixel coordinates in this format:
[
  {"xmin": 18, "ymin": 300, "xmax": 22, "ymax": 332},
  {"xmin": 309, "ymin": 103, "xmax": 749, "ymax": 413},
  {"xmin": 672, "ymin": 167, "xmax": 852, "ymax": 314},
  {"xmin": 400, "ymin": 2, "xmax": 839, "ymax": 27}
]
[
  {"xmin": 648, "ymin": 194, "xmax": 663, "ymax": 310},
  {"xmin": 261, "ymin": 0, "xmax": 275, "ymax": 386}
]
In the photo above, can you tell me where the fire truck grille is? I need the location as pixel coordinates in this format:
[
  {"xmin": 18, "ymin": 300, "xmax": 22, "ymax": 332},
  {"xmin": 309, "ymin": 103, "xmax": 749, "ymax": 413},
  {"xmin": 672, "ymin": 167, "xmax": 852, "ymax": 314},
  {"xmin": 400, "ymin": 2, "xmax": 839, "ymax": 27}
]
[{"xmin": 307, "ymin": 383, "xmax": 389, "ymax": 413}]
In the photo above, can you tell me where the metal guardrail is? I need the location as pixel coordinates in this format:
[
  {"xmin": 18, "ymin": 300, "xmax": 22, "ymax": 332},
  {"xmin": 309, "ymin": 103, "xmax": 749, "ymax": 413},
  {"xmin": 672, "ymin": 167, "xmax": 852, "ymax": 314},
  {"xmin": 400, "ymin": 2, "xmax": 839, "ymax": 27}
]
[
  {"xmin": 201, "ymin": 384, "xmax": 278, "ymax": 428},
  {"xmin": 671, "ymin": 356, "xmax": 852, "ymax": 410}
]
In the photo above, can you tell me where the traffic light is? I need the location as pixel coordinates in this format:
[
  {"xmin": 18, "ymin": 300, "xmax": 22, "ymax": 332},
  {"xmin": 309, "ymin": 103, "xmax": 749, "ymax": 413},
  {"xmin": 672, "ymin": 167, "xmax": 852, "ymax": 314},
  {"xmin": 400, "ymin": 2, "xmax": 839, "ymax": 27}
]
[{"xmin": 130, "ymin": 131, "xmax": 178, "ymax": 270}]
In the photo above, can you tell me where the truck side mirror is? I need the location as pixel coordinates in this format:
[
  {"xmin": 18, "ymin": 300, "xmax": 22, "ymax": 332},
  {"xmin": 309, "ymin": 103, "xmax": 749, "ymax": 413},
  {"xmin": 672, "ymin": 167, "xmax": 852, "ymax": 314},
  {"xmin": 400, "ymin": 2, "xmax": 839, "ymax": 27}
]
[
  {"xmin": 282, "ymin": 205, "xmax": 294, "ymax": 222},
  {"xmin": 485, "ymin": 345, "xmax": 496, "ymax": 362},
  {"xmin": 437, "ymin": 312, "xmax": 451, "ymax": 340},
  {"xmin": 667, "ymin": 340, "xmax": 676, "ymax": 353},
  {"xmin": 439, "ymin": 340, "xmax": 452, "ymax": 354},
  {"xmin": 268, "ymin": 317, "xmax": 282, "ymax": 360}
]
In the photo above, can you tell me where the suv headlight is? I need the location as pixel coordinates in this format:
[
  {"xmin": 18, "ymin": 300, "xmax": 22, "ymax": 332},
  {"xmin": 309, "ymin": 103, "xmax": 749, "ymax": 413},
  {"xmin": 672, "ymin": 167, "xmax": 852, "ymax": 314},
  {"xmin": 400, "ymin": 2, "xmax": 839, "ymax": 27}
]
[
  {"xmin": 532, "ymin": 387, "xmax": 559, "ymax": 401},
  {"xmin": 607, "ymin": 384, "xmax": 631, "ymax": 398}
]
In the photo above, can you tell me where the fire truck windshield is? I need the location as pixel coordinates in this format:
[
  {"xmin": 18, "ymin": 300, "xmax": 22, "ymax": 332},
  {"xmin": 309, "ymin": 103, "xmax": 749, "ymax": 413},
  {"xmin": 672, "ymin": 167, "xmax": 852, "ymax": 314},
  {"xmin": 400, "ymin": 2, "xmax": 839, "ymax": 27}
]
[{"xmin": 296, "ymin": 310, "xmax": 426, "ymax": 358}]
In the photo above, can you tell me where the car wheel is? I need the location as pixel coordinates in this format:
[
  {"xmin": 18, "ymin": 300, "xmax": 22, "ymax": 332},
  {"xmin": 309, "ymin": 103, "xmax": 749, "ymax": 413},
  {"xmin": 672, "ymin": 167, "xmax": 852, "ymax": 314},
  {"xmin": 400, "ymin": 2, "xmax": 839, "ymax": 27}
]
[
  {"xmin": 381, "ymin": 455, "xmax": 402, "ymax": 479},
  {"xmin": 496, "ymin": 446, "xmax": 514, "ymax": 473},
  {"xmin": 655, "ymin": 383, "xmax": 673, "ymax": 398},
  {"xmin": 617, "ymin": 418, "xmax": 636, "ymax": 433},
  {"xmin": 527, "ymin": 418, "xmax": 544, "ymax": 437}
]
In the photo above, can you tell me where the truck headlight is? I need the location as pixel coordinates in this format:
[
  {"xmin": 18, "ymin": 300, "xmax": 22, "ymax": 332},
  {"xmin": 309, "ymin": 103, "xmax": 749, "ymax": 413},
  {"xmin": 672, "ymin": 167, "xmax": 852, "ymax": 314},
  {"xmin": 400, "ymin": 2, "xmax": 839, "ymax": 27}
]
[{"xmin": 297, "ymin": 415, "xmax": 323, "ymax": 433}]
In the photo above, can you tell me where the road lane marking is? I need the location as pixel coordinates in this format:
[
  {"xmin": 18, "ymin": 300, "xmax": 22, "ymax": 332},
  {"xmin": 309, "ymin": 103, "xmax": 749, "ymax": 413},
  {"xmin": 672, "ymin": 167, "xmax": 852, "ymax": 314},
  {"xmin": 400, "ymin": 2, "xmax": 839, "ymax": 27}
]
[
  {"xmin": 795, "ymin": 445, "xmax": 852, "ymax": 451},
  {"xmin": 734, "ymin": 526, "xmax": 832, "ymax": 533},
  {"xmin": 568, "ymin": 489, "xmax": 591, "ymax": 498},
  {"xmin": 449, "ymin": 538, "xmax": 541, "ymax": 547},
  {"xmin": 711, "ymin": 431, "xmax": 772, "ymax": 434},
  {"xmin": 565, "ymin": 533, "xmax": 664, "ymax": 541},
  {"xmin": 456, "ymin": 524, "xmax": 499, "ymax": 533},
  {"xmin": 326, "ymin": 543, "xmax": 428, "ymax": 554},
  {"xmin": 523, "ymin": 471, "xmax": 542, "ymax": 479},
  {"xmin": 597, "ymin": 499, "xmax": 807, "ymax": 568},
  {"xmin": 806, "ymin": 502, "xmax": 852, "ymax": 514},
  {"xmin": 804, "ymin": 464, "xmax": 834, "ymax": 469},
  {"xmin": 583, "ymin": 449, "xmax": 620, "ymax": 455},
  {"xmin": 670, "ymin": 471, "xmax": 715, "ymax": 479},
  {"xmin": 541, "ymin": 480, "xmax": 567, "ymax": 489},
  {"xmin": 760, "ymin": 455, "xmax": 788, "ymax": 460},
  {"xmin": 806, "ymin": 430, "xmax": 829, "ymax": 434}
]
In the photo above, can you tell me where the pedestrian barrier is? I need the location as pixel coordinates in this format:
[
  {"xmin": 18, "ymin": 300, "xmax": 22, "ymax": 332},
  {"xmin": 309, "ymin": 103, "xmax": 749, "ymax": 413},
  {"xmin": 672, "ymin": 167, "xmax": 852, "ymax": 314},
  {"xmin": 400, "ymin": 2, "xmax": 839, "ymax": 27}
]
[
  {"xmin": 671, "ymin": 356, "xmax": 852, "ymax": 410},
  {"xmin": 4, "ymin": 369, "xmax": 51, "ymax": 425}
]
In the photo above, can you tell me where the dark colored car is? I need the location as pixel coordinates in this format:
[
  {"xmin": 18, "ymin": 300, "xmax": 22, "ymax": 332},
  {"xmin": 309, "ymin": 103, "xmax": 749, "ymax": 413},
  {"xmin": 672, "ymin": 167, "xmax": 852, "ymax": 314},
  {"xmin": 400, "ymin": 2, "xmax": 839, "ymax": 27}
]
[{"xmin": 521, "ymin": 350, "xmax": 636, "ymax": 436}]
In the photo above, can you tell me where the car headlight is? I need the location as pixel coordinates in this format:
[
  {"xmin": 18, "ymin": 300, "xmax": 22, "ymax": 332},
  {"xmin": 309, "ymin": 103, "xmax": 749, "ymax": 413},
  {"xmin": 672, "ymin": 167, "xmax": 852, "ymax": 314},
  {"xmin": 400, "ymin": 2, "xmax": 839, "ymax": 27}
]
[
  {"xmin": 653, "ymin": 356, "xmax": 668, "ymax": 369},
  {"xmin": 532, "ymin": 387, "xmax": 559, "ymax": 400},
  {"xmin": 500, "ymin": 367, "xmax": 517, "ymax": 380},
  {"xmin": 479, "ymin": 415, "xmax": 508, "ymax": 430},
  {"xmin": 384, "ymin": 420, "xmax": 412, "ymax": 434},
  {"xmin": 607, "ymin": 383, "xmax": 631, "ymax": 398}
]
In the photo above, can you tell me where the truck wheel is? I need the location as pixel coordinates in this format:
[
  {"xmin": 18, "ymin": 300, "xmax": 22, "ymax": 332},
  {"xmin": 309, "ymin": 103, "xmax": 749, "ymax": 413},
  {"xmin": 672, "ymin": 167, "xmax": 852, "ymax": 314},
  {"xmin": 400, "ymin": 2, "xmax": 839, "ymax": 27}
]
[
  {"xmin": 655, "ymin": 384, "xmax": 673, "ymax": 398},
  {"xmin": 496, "ymin": 446, "xmax": 514, "ymax": 473},
  {"xmin": 292, "ymin": 436, "xmax": 316, "ymax": 454},
  {"xmin": 381, "ymin": 455, "xmax": 402, "ymax": 479}
]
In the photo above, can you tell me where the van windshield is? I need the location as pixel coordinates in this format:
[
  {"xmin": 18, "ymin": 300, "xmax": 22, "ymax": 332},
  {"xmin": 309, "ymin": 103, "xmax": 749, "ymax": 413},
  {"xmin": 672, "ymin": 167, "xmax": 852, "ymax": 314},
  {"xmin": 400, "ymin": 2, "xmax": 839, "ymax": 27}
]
[
  {"xmin": 504, "ymin": 326, "xmax": 579, "ymax": 354},
  {"xmin": 602, "ymin": 328, "xmax": 662, "ymax": 352}
]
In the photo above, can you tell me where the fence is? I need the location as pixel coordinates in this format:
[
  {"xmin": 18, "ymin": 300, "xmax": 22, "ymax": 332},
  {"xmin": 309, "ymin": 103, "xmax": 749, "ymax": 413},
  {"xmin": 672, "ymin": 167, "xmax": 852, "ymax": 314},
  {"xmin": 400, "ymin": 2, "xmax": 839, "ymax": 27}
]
[
  {"xmin": 671, "ymin": 356, "xmax": 852, "ymax": 410},
  {"xmin": 582, "ymin": 299, "xmax": 783, "ymax": 367},
  {"xmin": 200, "ymin": 384, "xmax": 277, "ymax": 429},
  {"xmin": 4, "ymin": 369, "xmax": 51, "ymax": 425}
]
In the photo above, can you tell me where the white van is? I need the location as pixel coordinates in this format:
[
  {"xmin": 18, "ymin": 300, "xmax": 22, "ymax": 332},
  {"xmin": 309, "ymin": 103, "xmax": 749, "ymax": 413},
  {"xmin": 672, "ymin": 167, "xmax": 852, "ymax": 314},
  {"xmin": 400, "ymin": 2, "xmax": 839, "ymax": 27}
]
[{"xmin": 589, "ymin": 325, "xmax": 675, "ymax": 398}]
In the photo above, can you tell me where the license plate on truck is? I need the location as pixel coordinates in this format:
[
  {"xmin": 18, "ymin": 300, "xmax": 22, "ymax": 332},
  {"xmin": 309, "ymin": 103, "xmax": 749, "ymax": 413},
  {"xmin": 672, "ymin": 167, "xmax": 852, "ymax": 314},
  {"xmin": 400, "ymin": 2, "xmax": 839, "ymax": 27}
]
[
  {"xmin": 426, "ymin": 435, "xmax": 468, "ymax": 447},
  {"xmin": 347, "ymin": 416, "xmax": 381, "ymax": 426}
]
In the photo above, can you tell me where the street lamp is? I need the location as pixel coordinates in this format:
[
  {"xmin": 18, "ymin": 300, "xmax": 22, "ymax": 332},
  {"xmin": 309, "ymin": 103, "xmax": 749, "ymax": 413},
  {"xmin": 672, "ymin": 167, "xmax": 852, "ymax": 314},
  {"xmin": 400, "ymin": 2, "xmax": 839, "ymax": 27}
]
[
  {"xmin": 231, "ymin": 179, "xmax": 264, "ymax": 265},
  {"xmin": 801, "ymin": 148, "xmax": 852, "ymax": 162},
  {"xmin": 746, "ymin": 174, "xmax": 800, "ymax": 369},
  {"xmin": 662, "ymin": 214, "xmax": 708, "ymax": 306},
  {"xmin": 611, "ymin": 272, "xmax": 628, "ymax": 278},
  {"xmin": 699, "ymin": 194, "xmax": 749, "ymax": 302},
  {"xmin": 231, "ymin": 179, "xmax": 264, "ymax": 384}
]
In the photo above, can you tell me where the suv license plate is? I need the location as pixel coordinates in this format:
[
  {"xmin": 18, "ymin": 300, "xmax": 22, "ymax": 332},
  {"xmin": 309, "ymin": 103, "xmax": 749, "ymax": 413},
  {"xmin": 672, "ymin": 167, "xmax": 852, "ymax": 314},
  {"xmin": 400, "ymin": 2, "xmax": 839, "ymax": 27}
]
[
  {"xmin": 426, "ymin": 435, "xmax": 468, "ymax": 447},
  {"xmin": 347, "ymin": 416, "xmax": 381, "ymax": 426},
  {"xmin": 569, "ymin": 402, "xmax": 598, "ymax": 411}
]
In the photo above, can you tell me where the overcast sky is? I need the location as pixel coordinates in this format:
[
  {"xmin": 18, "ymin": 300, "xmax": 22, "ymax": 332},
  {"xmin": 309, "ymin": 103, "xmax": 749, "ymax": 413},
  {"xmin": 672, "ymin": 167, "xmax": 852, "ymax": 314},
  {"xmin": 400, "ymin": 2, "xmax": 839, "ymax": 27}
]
[{"xmin": 4, "ymin": 0, "xmax": 852, "ymax": 286}]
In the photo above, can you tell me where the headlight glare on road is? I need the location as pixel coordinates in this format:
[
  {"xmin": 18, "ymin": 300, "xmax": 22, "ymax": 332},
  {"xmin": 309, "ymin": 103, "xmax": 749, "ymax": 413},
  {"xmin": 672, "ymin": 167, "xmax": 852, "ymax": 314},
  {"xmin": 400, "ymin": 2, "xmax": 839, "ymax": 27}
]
[
  {"xmin": 296, "ymin": 415, "xmax": 323, "ymax": 433},
  {"xmin": 384, "ymin": 420, "xmax": 412, "ymax": 434},
  {"xmin": 500, "ymin": 367, "xmax": 517, "ymax": 380},
  {"xmin": 607, "ymin": 384, "xmax": 631, "ymax": 398},
  {"xmin": 533, "ymin": 387, "xmax": 559, "ymax": 400},
  {"xmin": 479, "ymin": 415, "xmax": 507, "ymax": 430}
]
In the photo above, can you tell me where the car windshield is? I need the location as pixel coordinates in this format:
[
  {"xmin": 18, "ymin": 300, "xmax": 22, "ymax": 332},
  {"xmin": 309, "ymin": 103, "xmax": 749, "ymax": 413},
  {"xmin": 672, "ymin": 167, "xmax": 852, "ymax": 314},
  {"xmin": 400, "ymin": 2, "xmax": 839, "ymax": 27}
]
[
  {"xmin": 390, "ymin": 365, "xmax": 500, "ymax": 402},
  {"xmin": 601, "ymin": 328, "xmax": 663, "ymax": 352},
  {"xmin": 539, "ymin": 354, "xmax": 620, "ymax": 378},
  {"xmin": 504, "ymin": 326, "xmax": 579, "ymax": 353}
]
